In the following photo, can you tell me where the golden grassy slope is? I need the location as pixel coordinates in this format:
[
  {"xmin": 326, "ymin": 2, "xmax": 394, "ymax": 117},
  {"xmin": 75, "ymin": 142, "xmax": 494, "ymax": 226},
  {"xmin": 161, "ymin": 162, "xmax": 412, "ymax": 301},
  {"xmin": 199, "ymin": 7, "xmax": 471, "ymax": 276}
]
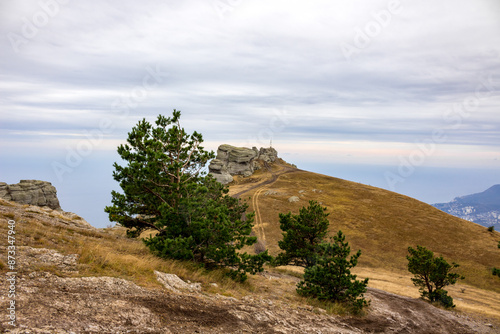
[{"xmin": 234, "ymin": 169, "xmax": 500, "ymax": 293}]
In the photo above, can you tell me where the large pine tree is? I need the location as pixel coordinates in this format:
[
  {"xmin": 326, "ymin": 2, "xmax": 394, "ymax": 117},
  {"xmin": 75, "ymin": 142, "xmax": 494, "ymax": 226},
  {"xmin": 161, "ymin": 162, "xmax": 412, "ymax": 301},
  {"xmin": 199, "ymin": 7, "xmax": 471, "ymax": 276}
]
[{"xmin": 105, "ymin": 110, "xmax": 270, "ymax": 281}]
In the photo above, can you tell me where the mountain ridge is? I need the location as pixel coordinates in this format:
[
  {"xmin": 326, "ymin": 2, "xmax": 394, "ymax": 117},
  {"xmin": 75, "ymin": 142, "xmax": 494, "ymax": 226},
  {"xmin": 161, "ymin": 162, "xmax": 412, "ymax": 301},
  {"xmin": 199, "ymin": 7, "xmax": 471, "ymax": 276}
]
[{"xmin": 433, "ymin": 184, "xmax": 500, "ymax": 228}]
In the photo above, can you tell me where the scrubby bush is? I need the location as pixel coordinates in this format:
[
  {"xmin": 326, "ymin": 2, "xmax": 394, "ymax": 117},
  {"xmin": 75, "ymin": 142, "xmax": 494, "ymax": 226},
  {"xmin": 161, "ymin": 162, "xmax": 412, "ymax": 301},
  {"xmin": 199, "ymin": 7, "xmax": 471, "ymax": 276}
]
[
  {"xmin": 296, "ymin": 231, "xmax": 369, "ymax": 313},
  {"xmin": 275, "ymin": 200, "xmax": 329, "ymax": 267}
]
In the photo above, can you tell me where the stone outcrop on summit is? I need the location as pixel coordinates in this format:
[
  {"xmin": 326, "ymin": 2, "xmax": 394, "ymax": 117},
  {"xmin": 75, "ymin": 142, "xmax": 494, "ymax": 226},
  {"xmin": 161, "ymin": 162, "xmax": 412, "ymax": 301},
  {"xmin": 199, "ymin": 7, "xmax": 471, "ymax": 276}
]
[
  {"xmin": 208, "ymin": 144, "xmax": 278, "ymax": 184},
  {"xmin": 0, "ymin": 180, "xmax": 61, "ymax": 210}
]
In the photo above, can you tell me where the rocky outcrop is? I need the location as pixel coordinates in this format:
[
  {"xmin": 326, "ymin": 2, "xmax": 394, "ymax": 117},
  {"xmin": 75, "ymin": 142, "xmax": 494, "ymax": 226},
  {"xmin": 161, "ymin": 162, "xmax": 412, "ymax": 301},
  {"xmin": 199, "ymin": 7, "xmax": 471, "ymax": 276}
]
[
  {"xmin": 0, "ymin": 198, "xmax": 94, "ymax": 230},
  {"xmin": 0, "ymin": 180, "xmax": 61, "ymax": 210},
  {"xmin": 259, "ymin": 147, "xmax": 278, "ymax": 163},
  {"xmin": 209, "ymin": 145, "xmax": 278, "ymax": 184}
]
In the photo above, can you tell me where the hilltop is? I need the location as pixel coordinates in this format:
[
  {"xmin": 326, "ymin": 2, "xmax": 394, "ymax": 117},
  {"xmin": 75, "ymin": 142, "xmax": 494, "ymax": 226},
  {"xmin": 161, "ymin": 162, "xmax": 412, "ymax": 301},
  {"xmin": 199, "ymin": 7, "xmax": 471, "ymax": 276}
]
[{"xmin": 433, "ymin": 185, "xmax": 500, "ymax": 229}]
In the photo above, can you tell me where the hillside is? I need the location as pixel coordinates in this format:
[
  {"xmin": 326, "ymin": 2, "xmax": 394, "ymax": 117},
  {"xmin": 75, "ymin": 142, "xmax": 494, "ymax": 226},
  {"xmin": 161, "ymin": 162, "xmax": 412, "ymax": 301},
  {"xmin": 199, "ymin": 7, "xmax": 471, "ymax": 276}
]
[
  {"xmin": 229, "ymin": 163, "xmax": 500, "ymax": 299},
  {"xmin": 1, "ymin": 167, "xmax": 500, "ymax": 332},
  {"xmin": 433, "ymin": 185, "xmax": 500, "ymax": 229}
]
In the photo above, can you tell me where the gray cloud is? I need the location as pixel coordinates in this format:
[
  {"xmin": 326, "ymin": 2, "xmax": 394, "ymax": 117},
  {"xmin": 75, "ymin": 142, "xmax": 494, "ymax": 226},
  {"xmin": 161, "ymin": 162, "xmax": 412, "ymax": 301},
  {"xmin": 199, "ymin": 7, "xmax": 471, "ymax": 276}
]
[{"xmin": 1, "ymin": 0, "xmax": 499, "ymax": 163}]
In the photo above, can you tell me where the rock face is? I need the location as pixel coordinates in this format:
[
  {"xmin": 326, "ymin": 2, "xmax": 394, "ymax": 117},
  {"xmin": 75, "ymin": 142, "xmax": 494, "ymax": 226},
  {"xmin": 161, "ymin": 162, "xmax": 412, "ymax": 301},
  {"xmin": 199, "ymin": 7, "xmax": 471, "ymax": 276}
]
[
  {"xmin": 0, "ymin": 180, "xmax": 61, "ymax": 210},
  {"xmin": 208, "ymin": 145, "xmax": 278, "ymax": 184},
  {"xmin": 258, "ymin": 147, "xmax": 278, "ymax": 163}
]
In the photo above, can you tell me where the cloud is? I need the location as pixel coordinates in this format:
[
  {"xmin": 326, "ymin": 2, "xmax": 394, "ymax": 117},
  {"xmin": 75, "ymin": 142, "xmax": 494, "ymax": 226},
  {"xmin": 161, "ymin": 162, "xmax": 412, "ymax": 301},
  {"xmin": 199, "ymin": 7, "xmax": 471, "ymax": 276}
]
[{"xmin": 0, "ymin": 0, "xmax": 499, "ymax": 169}]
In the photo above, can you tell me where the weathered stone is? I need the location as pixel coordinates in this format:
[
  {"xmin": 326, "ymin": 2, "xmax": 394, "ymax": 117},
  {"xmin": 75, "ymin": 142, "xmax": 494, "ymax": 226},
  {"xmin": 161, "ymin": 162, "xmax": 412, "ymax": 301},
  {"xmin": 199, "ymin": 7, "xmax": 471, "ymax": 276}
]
[
  {"xmin": 288, "ymin": 196, "xmax": 300, "ymax": 203},
  {"xmin": 0, "ymin": 180, "xmax": 61, "ymax": 210},
  {"xmin": 259, "ymin": 147, "xmax": 278, "ymax": 163},
  {"xmin": 20, "ymin": 247, "xmax": 79, "ymax": 272},
  {"xmin": 208, "ymin": 158, "xmax": 226, "ymax": 172},
  {"xmin": 0, "ymin": 182, "xmax": 8, "ymax": 198},
  {"xmin": 212, "ymin": 172, "xmax": 234, "ymax": 184},
  {"xmin": 228, "ymin": 146, "xmax": 258, "ymax": 163},
  {"xmin": 154, "ymin": 271, "xmax": 201, "ymax": 293},
  {"xmin": 208, "ymin": 144, "xmax": 278, "ymax": 184}
]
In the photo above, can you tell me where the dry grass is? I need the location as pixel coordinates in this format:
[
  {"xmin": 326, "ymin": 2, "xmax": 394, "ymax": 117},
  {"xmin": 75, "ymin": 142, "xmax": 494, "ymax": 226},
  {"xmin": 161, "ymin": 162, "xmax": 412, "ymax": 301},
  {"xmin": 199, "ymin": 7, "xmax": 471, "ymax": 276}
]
[
  {"xmin": 237, "ymin": 169, "xmax": 500, "ymax": 294},
  {"xmin": 0, "ymin": 210, "xmax": 252, "ymax": 297}
]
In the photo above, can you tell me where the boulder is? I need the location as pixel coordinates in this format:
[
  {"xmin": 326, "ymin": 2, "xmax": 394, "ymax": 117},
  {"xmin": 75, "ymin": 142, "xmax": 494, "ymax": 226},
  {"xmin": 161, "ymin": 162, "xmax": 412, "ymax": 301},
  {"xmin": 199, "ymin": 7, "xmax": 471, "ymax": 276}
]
[
  {"xmin": 209, "ymin": 144, "xmax": 278, "ymax": 184},
  {"xmin": 0, "ymin": 180, "xmax": 61, "ymax": 210},
  {"xmin": 259, "ymin": 147, "xmax": 278, "ymax": 163},
  {"xmin": 212, "ymin": 172, "xmax": 234, "ymax": 184},
  {"xmin": 154, "ymin": 271, "xmax": 201, "ymax": 293},
  {"xmin": 228, "ymin": 146, "xmax": 258, "ymax": 164}
]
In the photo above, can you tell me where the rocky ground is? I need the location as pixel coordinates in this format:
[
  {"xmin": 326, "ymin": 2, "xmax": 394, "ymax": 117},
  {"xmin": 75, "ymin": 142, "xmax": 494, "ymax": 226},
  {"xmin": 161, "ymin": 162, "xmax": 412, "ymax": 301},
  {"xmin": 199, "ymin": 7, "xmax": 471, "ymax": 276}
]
[{"xmin": 1, "ymin": 246, "xmax": 498, "ymax": 333}]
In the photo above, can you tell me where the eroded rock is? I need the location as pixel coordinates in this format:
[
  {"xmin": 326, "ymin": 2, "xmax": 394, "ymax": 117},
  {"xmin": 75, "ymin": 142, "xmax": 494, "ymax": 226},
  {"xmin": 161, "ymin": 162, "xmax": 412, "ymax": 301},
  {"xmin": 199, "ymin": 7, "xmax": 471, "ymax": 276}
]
[
  {"xmin": 0, "ymin": 180, "xmax": 61, "ymax": 210},
  {"xmin": 154, "ymin": 271, "xmax": 201, "ymax": 293},
  {"xmin": 208, "ymin": 145, "xmax": 278, "ymax": 184}
]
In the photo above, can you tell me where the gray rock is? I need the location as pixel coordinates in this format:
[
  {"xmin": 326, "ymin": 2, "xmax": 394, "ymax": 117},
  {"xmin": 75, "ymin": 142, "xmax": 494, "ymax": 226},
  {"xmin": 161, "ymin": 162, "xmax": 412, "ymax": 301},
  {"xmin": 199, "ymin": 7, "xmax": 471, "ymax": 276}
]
[
  {"xmin": 0, "ymin": 180, "xmax": 61, "ymax": 210},
  {"xmin": 259, "ymin": 147, "xmax": 278, "ymax": 163},
  {"xmin": 208, "ymin": 159, "xmax": 226, "ymax": 173},
  {"xmin": 209, "ymin": 144, "xmax": 278, "ymax": 184},
  {"xmin": 264, "ymin": 190, "xmax": 278, "ymax": 196},
  {"xmin": 228, "ymin": 146, "xmax": 258, "ymax": 163},
  {"xmin": 154, "ymin": 271, "xmax": 201, "ymax": 293},
  {"xmin": 212, "ymin": 172, "xmax": 234, "ymax": 184},
  {"xmin": 288, "ymin": 196, "xmax": 300, "ymax": 203},
  {"xmin": 0, "ymin": 182, "xmax": 8, "ymax": 198}
]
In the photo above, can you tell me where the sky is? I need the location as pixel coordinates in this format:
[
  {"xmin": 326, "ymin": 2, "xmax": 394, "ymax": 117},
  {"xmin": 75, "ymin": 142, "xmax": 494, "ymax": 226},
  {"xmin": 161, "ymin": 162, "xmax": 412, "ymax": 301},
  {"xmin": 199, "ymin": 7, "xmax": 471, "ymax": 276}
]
[{"xmin": 1, "ymin": 0, "xmax": 499, "ymax": 228}]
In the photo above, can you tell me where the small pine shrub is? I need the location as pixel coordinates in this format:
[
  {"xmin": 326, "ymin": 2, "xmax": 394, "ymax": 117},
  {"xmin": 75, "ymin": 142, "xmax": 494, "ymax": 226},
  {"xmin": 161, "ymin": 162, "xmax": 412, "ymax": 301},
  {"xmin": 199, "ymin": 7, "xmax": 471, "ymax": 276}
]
[
  {"xmin": 296, "ymin": 231, "xmax": 369, "ymax": 313},
  {"xmin": 487, "ymin": 226, "xmax": 494, "ymax": 232},
  {"xmin": 430, "ymin": 289, "xmax": 455, "ymax": 308}
]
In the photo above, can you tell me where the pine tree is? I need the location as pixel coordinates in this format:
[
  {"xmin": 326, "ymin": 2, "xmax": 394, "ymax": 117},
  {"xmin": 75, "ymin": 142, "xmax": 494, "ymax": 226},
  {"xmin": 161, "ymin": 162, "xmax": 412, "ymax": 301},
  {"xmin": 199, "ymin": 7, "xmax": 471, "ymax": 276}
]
[
  {"xmin": 296, "ymin": 231, "xmax": 369, "ymax": 312},
  {"xmin": 407, "ymin": 245, "xmax": 464, "ymax": 308},
  {"xmin": 275, "ymin": 200, "xmax": 329, "ymax": 267},
  {"xmin": 105, "ymin": 110, "xmax": 270, "ymax": 281}
]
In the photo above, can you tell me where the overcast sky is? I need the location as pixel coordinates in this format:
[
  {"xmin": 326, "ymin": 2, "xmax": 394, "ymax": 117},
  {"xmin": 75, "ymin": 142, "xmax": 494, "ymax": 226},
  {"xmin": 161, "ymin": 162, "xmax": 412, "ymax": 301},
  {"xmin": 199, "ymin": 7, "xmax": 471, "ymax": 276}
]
[{"xmin": 1, "ymin": 0, "xmax": 499, "ymax": 227}]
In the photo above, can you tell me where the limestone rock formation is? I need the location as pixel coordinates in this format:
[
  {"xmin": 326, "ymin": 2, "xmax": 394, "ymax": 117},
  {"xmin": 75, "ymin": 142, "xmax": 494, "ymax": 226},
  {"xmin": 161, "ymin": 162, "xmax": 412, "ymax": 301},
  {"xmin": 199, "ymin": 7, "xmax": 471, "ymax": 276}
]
[
  {"xmin": 208, "ymin": 144, "xmax": 279, "ymax": 184},
  {"xmin": 259, "ymin": 147, "xmax": 278, "ymax": 163},
  {"xmin": 0, "ymin": 180, "xmax": 61, "ymax": 210}
]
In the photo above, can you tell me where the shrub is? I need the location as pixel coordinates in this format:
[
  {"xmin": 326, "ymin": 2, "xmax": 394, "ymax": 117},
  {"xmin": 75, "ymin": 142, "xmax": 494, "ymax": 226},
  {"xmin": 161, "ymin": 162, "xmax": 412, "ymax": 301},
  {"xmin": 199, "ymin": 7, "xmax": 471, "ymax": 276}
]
[
  {"xmin": 296, "ymin": 231, "xmax": 369, "ymax": 313},
  {"xmin": 275, "ymin": 200, "xmax": 329, "ymax": 267}
]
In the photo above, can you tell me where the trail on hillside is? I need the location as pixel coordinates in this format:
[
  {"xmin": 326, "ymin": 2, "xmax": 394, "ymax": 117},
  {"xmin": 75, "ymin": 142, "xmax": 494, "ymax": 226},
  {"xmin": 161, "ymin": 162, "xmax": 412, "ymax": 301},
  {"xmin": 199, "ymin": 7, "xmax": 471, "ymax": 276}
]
[{"xmin": 233, "ymin": 163, "xmax": 300, "ymax": 244}]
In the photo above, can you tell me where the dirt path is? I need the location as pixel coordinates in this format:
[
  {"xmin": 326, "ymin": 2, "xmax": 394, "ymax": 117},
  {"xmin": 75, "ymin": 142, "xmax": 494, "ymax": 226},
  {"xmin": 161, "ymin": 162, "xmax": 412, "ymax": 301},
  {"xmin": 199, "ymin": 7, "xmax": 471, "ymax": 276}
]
[
  {"xmin": 233, "ymin": 164, "xmax": 299, "ymax": 243},
  {"xmin": 231, "ymin": 164, "xmax": 298, "ymax": 199}
]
